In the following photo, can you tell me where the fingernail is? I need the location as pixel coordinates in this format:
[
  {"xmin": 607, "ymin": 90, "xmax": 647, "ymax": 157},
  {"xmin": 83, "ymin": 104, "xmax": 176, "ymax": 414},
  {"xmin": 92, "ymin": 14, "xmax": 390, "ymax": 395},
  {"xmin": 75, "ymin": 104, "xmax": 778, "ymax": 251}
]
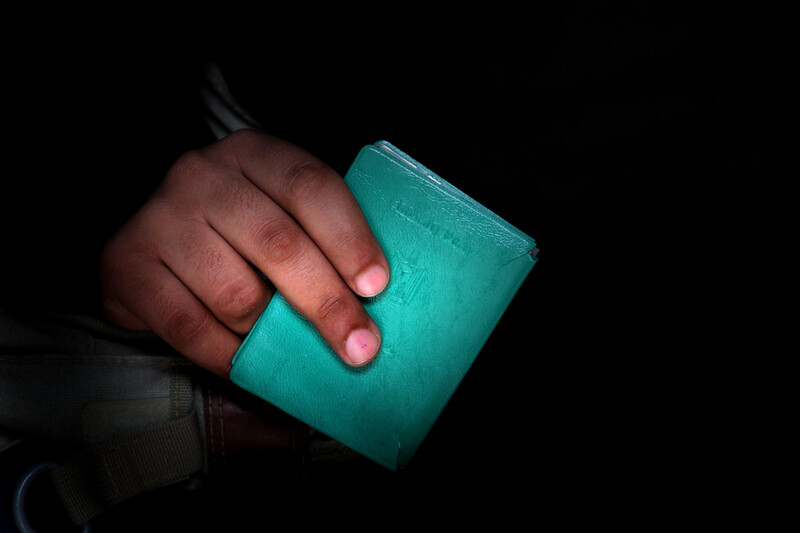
[
  {"xmin": 354, "ymin": 265, "xmax": 389, "ymax": 297},
  {"xmin": 345, "ymin": 328, "xmax": 380, "ymax": 366}
]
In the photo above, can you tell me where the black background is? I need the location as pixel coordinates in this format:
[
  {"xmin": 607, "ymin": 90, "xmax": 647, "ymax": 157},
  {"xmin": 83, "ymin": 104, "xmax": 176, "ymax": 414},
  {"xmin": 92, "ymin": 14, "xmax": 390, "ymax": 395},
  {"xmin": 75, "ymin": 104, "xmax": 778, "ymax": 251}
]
[{"xmin": 1, "ymin": 3, "xmax": 795, "ymax": 529}]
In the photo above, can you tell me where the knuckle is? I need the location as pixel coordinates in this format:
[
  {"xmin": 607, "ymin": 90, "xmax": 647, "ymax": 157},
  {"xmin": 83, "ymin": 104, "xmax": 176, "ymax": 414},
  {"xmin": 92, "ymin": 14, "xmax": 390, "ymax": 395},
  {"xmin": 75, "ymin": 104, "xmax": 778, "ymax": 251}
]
[
  {"xmin": 315, "ymin": 293, "xmax": 348, "ymax": 322},
  {"xmin": 167, "ymin": 150, "xmax": 210, "ymax": 183},
  {"xmin": 165, "ymin": 306, "xmax": 209, "ymax": 342},
  {"xmin": 161, "ymin": 150, "xmax": 222, "ymax": 205},
  {"xmin": 281, "ymin": 158, "xmax": 332, "ymax": 204},
  {"xmin": 215, "ymin": 280, "xmax": 264, "ymax": 323},
  {"xmin": 224, "ymin": 127, "xmax": 261, "ymax": 147},
  {"xmin": 218, "ymin": 129, "xmax": 267, "ymax": 164},
  {"xmin": 258, "ymin": 219, "xmax": 304, "ymax": 265}
]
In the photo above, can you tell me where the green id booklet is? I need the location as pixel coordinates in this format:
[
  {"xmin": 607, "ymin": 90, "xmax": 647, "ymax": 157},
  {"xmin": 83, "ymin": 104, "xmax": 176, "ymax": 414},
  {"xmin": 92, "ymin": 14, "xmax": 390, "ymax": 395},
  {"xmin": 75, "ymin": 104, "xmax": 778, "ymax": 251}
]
[{"xmin": 230, "ymin": 141, "xmax": 537, "ymax": 470}]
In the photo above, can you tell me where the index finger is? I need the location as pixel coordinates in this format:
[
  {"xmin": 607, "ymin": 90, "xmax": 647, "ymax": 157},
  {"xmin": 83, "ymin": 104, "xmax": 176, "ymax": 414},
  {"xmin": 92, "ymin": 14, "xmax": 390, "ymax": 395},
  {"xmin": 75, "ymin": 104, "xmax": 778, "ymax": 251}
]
[{"xmin": 209, "ymin": 131, "xmax": 391, "ymax": 298}]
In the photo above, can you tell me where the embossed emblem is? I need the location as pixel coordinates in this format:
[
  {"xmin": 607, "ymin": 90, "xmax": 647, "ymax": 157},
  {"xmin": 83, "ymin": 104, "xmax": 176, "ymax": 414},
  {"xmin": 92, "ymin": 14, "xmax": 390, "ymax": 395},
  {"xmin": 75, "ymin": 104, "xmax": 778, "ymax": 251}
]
[{"xmin": 386, "ymin": 250, "xmax": 426, "ymax": 305}]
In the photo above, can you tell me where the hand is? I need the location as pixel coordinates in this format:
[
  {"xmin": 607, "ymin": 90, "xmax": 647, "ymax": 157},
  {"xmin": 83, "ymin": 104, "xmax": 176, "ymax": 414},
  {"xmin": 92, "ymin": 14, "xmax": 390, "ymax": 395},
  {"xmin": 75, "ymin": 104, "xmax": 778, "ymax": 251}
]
[{"xmin": 99, "ymin": 131, "xmax": 390, "ymax": 377}]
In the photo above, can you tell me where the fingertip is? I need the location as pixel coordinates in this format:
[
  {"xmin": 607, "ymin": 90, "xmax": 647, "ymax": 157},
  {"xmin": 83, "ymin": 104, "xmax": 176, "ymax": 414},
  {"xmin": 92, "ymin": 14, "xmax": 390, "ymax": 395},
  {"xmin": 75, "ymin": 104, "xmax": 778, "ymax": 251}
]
[
  {"xmin": 344, "ymin": 327, "xmax": 381, "ymax": 366},
  {"xmin": 354, "ymin": 264, "xmax": 389, "ymax": 297}
]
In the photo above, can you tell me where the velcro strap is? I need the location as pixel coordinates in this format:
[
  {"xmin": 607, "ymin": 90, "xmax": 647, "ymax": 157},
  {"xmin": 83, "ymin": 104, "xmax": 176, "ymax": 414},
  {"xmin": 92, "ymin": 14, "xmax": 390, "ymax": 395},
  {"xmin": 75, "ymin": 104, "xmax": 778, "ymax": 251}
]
[{"xmin": 48, "ymin": 413, "xmax": 204, "ymax": 525}]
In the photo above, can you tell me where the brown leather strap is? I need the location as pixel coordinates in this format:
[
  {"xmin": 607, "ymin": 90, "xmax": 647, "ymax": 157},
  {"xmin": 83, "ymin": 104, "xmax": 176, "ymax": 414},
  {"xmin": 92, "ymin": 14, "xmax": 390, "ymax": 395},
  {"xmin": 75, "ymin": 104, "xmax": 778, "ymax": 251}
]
[{"xmin": 202, "ymin": 377, "xmax": 311, "ymax": 479}]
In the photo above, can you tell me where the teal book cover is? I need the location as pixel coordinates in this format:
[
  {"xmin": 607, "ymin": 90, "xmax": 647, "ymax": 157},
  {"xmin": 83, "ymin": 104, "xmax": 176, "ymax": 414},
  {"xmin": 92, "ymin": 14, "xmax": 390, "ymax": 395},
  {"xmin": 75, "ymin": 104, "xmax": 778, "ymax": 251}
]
[{"xmin": 230, "ymin": 141, "xmax": 537, "ymax": 470}]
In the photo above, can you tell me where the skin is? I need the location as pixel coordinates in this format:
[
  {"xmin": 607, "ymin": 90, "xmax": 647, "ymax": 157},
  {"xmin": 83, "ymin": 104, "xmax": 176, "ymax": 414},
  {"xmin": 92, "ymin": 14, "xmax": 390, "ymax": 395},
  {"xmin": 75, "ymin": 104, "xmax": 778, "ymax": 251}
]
[{"xmin": 99, "ymin": 131, "xmax": 390, "ymax": 377}]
